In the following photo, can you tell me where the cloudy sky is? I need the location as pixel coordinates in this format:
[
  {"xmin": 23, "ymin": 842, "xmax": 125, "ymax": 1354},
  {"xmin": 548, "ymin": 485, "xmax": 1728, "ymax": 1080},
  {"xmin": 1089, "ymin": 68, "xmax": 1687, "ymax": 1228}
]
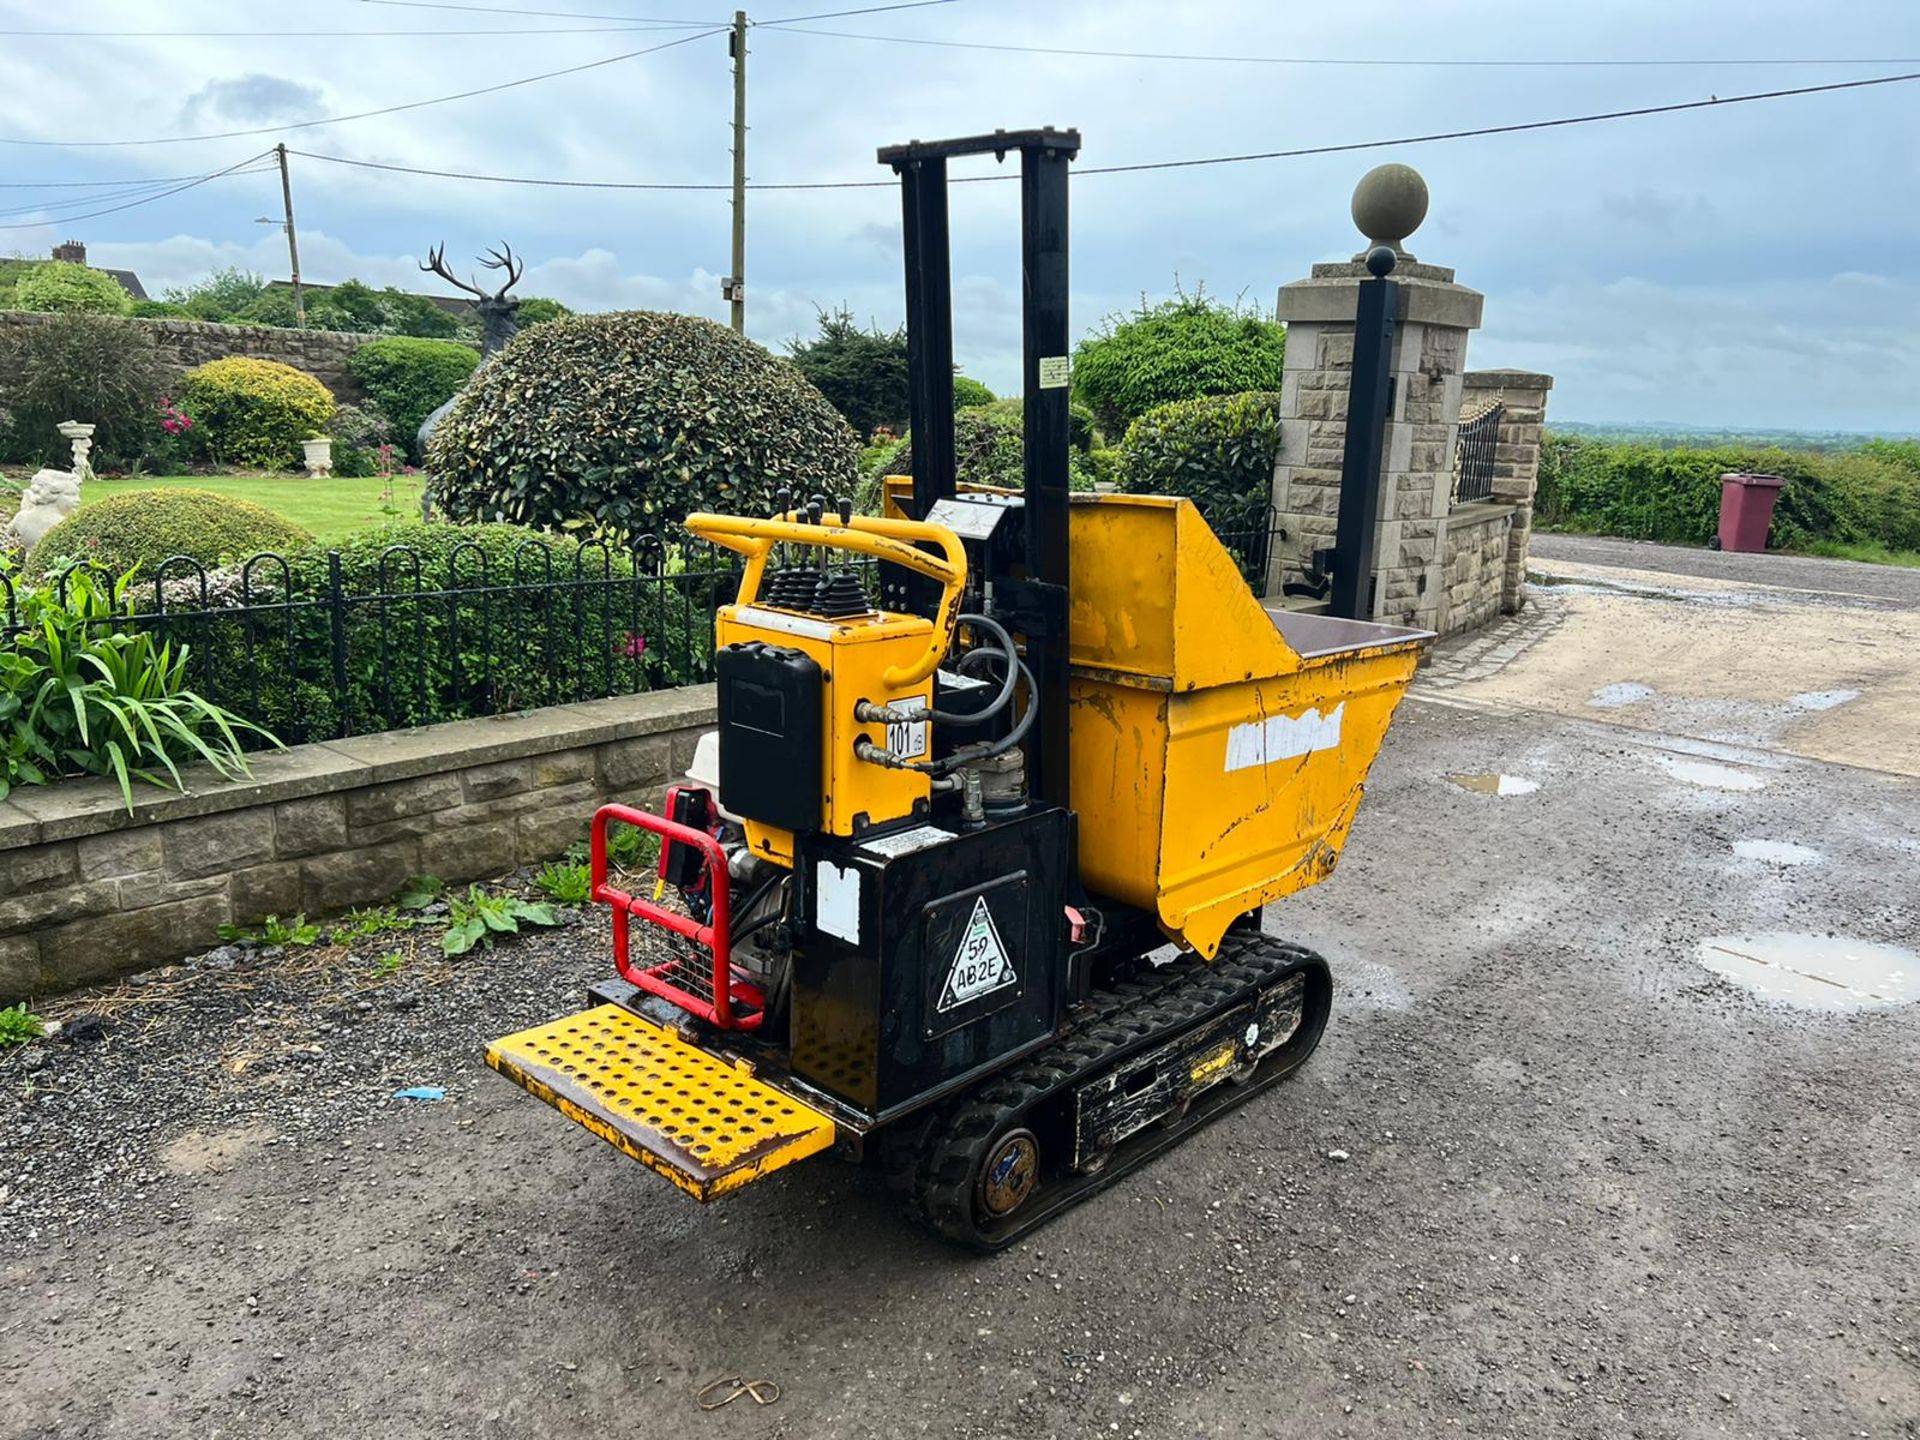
[{"xmin": 1, "ymin": 0, "xmax": 1916, "ymax": 430}]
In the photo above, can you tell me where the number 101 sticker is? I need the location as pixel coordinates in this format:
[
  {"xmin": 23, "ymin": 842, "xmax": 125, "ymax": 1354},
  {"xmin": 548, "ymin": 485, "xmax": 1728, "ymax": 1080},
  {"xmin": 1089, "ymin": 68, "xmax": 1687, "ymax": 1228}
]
[{"xmin": 885, "ymin": 695, "xmax": 929, "ymax": 760}]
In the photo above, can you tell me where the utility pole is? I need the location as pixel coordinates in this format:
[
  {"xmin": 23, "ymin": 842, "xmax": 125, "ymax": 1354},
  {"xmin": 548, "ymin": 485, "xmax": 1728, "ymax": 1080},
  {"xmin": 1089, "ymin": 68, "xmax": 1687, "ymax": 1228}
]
[
  {"xmin": 275, "ymin": 143, "xmax": 305, "ymax": 326},
  {"xmin": 727, "ymin": 10, "xmax": 747, "ymax": 334}
]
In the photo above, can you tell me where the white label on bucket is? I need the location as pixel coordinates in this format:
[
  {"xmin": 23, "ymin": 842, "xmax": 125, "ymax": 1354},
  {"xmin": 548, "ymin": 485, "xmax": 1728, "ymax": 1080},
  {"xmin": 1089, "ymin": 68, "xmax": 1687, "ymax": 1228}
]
[{"xmin": 1225, "ymin": 703, "xmax": 1345, "ymax": 773}]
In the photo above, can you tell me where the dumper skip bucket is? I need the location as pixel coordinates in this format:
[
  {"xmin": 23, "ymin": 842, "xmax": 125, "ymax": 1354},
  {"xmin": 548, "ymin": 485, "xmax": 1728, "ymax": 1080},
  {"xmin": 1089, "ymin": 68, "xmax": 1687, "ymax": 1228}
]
[{"xmin": 1065, "ymin": 495, "xmax": 1429, "ymax": 958}]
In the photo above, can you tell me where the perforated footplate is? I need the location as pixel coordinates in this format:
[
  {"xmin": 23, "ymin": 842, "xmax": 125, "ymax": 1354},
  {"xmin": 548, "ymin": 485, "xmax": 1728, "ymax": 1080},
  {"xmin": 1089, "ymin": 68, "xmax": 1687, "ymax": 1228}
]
[{"xmin": 486, "ymin": 1005, "xmax": 835, "ymax": 1200}]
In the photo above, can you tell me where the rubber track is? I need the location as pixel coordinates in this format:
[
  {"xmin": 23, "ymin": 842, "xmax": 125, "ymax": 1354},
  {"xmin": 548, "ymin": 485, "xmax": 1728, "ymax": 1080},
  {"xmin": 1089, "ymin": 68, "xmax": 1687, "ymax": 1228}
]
[{"xmin": 912, "ymin": 933, "xmax": 1330, "ymax": 1248}]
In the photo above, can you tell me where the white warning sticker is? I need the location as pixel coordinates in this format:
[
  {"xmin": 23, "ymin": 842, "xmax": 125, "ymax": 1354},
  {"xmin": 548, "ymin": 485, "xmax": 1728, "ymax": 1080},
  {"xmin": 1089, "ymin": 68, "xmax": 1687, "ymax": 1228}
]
[
  {"xmin": 935, "ymin": 895, "xmax": 1016, "ymax": 1012},
  {"xmin": 885, "ymin": 694, "xmax": 929, "ymax": 760},
  {"xmin": 1038, "ymin": 354, "xmax": 1071, "ymax": 389}
]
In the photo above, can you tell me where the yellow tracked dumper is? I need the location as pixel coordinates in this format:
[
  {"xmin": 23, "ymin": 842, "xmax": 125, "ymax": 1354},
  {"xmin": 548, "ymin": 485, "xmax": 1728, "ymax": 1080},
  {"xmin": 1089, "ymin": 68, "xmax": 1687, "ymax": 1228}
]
[{"xmin": 487, "ymin": 128, "xmax": 1428, "ymax": 1247}]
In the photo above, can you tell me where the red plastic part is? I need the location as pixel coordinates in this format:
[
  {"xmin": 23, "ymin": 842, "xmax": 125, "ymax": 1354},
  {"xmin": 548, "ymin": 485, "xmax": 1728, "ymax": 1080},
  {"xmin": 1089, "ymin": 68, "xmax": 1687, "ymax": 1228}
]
[
  {"xmin": 1717, "ymin": 471, "xmax": 1786, "ymax": 553},
  {"xmin": 590, "ymin": 802, "xmax": 763, "ymax": 1031}
]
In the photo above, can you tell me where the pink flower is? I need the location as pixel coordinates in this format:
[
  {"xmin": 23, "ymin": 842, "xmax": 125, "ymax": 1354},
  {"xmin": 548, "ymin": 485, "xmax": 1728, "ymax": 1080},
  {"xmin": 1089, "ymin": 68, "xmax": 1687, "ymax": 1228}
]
[{"xmin": 617, "ymin": 633, "xmax": 648, "ymax": 658}]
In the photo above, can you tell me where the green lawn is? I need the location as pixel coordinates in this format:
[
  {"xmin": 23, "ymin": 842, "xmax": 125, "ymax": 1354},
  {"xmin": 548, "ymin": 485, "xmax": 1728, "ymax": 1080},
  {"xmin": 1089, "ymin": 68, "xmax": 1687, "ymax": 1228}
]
[{"xmin": 80, "ymin": 472, "xmax": 426, "ymax": 541}]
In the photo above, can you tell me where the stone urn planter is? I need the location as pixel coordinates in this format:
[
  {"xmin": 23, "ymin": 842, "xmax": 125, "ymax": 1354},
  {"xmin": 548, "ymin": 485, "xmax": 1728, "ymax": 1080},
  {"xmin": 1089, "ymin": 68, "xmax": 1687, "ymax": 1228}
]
[{"xmin": 301, "ymin": 437, "xmax": 334, "ymax": 480}]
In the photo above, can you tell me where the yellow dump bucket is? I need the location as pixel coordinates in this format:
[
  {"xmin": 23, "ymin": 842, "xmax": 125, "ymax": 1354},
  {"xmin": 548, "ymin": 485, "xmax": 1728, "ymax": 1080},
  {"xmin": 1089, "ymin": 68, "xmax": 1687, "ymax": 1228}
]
[{"xmin": 1066, "ymin": 495, "xmax": 1428, "ymax": 958}]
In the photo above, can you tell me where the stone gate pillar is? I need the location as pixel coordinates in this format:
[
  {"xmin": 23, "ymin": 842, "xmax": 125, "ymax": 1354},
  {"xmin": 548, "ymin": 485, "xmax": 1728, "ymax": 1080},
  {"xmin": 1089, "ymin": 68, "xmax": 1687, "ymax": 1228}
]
[{"xmin": 1265, "ymin": 166, "xmax": 1484, "ymax": 632}]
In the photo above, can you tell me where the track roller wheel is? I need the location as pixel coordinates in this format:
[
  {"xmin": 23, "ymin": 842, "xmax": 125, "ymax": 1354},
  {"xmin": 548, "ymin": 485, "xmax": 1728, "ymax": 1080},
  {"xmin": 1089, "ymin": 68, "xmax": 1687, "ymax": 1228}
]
[{"xmin": 914, "ymin": 1085, "xmax": 1050, "ymax": 1246}]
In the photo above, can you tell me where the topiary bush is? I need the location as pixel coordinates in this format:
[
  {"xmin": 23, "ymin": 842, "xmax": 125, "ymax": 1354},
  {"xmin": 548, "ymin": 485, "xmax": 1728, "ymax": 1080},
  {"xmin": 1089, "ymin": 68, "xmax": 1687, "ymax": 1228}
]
[
  {"xmin": 0, "ymin": 313, "xmax": 167, "ymax": 471},
  {"xmin": 12, "ymin": 261, "xmax": 132, "ymax": 316},
  {"xmin": 1117, "ymin": 391, "xmax": 1282, "ymax": 516},
  {"xmin": 429, "ymin": 311, "xmax": 860, "ymax": 539},
  {"xmin": 1072, "ymin": 288, "xmax": 1285, "ymax": 439},
  {"xmin": 25, "ymin": 487, "xmax": 311, "ymax": 579},
  {"xmin": 347, "ymin": 337, "xmax": 480, "ymax": 458},
  {"xmin": 179, "ymin": 356, "xmax": 336, "ymax": 469},
  {"xmin": 953, "ymin": 374, "xmax": 996, "ymax": 410}
]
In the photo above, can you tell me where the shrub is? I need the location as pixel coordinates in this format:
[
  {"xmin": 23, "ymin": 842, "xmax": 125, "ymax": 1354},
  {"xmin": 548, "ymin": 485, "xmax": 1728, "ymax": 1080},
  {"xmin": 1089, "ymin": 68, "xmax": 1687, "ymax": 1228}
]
[
  {"xmin": 978, "ymin": 396, "xmax": 1097, "ymax": 453},
  {"xmin": 0, "ymin": 566, "xmax": 267, "ymax": 808},
  {"xmin": 179, "ymin": 356, "xmax": 335, "ymax": 469},
  {"xmin": 25, "ymin": 487, "xmax": 311, "ymax": 579},
  {"xmin": 327, "ymin": 403, "xmax": 393, "ymax": 477},
  {"xmin": 953, "ymin": 374, "xmax": 995, "ymax": 410},
  {"xmin": 877, "ymin": 405, "xmax": 1096, "ymax": 493},
  {"xmin": 348, "ymin": 337, "xmax": 480, "ymax": 458},
  {"xmin": 165, "ymin": 267, "xmax": 269, "ymax": 321},
  {"xmin": 377, "ymin": 289, "xmax": 463, "ymax": 340},
  {"xmin": 0, "ymin": 313, "xmax": 167, "ymax": 470},
  {"xmin": 430, "ymin": 311, "xmax": 860, "ymax": 540},
  {"xmin": 235, "ymin": 287, "xmax": 302, "ymax": 328},
  {"xmin": 13, "ymin": 261, "xmax": 132, "ymax": 316},
  {"xmin": 516, "ymin": 296, "xmax": 573, "ymax": 328},
  {"xmin": 173, "ymin": 523, "xmax": 719, "ymax": 742},
  {"xmin": 1072, "ymin": 288, "xmax": 1285, "ymax": 439},
  {"xmin": 1117, "ymin": 391, "xmax": 1282, "ymax": 517},
  {"xmin": 786, "ymin": 306, "xmax": 908, "ymax": 438},
  {"xmin": 131, "ymin": 299, "xmax": 194, "ymax": 319}
]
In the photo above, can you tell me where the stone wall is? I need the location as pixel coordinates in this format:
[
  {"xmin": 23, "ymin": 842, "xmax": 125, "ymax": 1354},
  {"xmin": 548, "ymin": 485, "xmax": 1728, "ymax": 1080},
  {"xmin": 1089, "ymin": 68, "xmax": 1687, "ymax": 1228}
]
[
  {"xmin": 1461, "ymin": 369, "xmax": 1554, "ymax": 613},
  {"xmin": 0, "ymin": 310, "xmax": 419, "ymax": 404},
  {"xmin": 0, "ymin": 687, "xmax": 716, "ymax": 1002},
  {"xmin": 1439, "ymin": 503, "xmax": 1514, "ymax": 634}
]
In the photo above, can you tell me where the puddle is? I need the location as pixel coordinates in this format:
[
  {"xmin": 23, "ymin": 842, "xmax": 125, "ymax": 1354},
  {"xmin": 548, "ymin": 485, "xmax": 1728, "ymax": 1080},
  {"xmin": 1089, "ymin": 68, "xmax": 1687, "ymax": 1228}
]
[
  {"xmin": 1789, "ymin": 689, "xmax": 1860, "ymax": 712},
  {"xmin": 1653, "ymin": 756, "xmax": 1767, "ymax": 792},
  {"xmin": 1446, "ymin": 772, "xmax": 1540, "ymax": 796},
  {"xmin": 1732, "ymin": 839, "xmax": 1822, "ymax": 866},
  {"xmin": 1589, "ymin": 681, "xmax": 1656, "ymax": 709},
  {"xmin": 1696, "ymin": 933, "xmax": 1919, "ymax": 1012}
]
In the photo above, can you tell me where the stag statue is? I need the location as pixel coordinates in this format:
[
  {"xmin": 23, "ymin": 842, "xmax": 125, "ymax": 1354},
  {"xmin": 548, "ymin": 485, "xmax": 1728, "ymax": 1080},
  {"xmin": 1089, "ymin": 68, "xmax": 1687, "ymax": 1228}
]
[
  {"xmin": 422, "ymin": 240, "xmax": 525, "ymax": 357},
  {"xmin": 415, "ymin": 242, "xmax": 528, "ymax": 513}
]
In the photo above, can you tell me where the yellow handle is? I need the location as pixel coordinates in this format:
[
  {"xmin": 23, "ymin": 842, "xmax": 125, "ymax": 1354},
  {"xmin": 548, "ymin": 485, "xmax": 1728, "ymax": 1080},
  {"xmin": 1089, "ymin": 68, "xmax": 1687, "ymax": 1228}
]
[{"xmin": 684, "ymin": 511, "xmax": 968, "ymax": 688}]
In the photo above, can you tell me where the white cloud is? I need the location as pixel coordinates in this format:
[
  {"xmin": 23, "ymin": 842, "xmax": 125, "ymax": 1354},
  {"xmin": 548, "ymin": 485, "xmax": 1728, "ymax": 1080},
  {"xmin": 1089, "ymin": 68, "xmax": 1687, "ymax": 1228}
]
[{"xmin": 1, "ymin": 0, "xmax": 1916, "ymax": 417}]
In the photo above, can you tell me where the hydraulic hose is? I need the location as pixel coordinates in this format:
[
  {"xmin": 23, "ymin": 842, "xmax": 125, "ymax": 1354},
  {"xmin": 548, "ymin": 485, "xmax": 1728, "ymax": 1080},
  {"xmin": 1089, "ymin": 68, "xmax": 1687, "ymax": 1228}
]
[{"xmin": 854, "ymin": 613, "xmax": 1018, "ymax": 727}]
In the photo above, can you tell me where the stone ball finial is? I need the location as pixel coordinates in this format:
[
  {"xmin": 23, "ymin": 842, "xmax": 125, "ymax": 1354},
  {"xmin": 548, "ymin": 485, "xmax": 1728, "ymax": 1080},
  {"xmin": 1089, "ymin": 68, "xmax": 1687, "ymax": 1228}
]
[{"xmin": 1351, "ymin": 163, "xmax": 1429, "ymax": 260}]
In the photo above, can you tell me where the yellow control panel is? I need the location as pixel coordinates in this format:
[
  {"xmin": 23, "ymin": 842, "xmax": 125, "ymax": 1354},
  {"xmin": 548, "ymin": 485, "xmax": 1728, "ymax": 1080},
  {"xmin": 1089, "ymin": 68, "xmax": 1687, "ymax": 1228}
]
[{"xmin": 685, "ymin": 509, "xmax": 969, "ymax": 867}]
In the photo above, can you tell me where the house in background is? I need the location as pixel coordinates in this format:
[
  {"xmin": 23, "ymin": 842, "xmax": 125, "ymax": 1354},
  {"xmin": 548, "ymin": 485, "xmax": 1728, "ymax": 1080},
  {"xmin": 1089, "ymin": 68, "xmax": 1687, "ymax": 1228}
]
[{"xmin": 49, "ymin": 240, "xmax": 148, "ymax": 302}]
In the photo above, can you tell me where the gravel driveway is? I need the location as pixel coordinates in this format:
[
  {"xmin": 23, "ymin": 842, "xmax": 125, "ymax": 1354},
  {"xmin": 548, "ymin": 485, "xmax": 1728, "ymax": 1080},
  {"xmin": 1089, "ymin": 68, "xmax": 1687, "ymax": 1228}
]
[{"xmin": 3, "ymin": 688, "xmax": 1917, "ymax": 1437}]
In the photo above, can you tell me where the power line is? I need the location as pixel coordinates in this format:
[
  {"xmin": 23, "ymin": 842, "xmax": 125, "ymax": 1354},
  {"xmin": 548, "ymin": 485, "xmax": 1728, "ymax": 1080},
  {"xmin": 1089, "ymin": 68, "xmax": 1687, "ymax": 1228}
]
[
  {"xmin": 0, "ymin": 28, "xmax": 725, "ymax": 147},
  {"xmin": 0, "ymin": 166, "xmax": 278, "ymax": 219},
  {"xmin": 760, "ymin": 23, "xmax": 1920, "ymax": 69},
  {"xmin": 0, "ymin": 152, "xmax": 274, "ymax": 230},
  {"xmin": 0, "ymin": 24, "xmax": 714, "ymax": 37},
  {"xmin": 757, "ymin": 1, "xmax": 955, "ymax": 22},
  {"xmin": 287, "ymin": 71, "xmax": 1920, "ymax": 193}
]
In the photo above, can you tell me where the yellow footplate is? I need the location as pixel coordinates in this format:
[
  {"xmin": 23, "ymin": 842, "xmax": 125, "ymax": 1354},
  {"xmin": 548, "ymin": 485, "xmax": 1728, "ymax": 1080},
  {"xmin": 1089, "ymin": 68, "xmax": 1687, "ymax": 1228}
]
[{"xmin": 485, "ymin": 1004, "xmax": 835, "ymax": 1200}]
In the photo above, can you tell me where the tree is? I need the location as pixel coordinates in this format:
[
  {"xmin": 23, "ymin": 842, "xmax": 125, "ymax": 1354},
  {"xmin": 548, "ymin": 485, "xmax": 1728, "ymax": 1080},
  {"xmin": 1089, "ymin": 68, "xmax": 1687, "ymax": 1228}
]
[
  {"xmin": 786, "ymin": 306, "xmax": 909, "ymax": 439},
  {"xmin": 165, "ymin": 266, "xmax": 267, "ymax": 321},
  {"xmin": 306, "ymin": 279, "xmax": 388, "ymax": 333},
  {"xmin": 516, "ymin": 296, "xmax": 573, "ymax": 328},
  {"xmin": 13, "ymin": 261, "xmax": 133, "ymax": 316},
  {"xmin": 379, "ymin": 287, "xmax": 464, "ymax": 339},
  {"xmin": 1071, "ymin": 286, "xmax": 1286, "ymax": 439}
]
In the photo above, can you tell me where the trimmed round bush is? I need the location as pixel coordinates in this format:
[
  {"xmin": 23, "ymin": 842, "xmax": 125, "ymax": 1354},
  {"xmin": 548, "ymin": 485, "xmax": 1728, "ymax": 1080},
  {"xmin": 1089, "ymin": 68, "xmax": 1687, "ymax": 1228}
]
[
  {"xmin": 1072, "ymin": 292, "xmax": 1285, "ymax": 439},
  {"xmin": 428, "ymin": 311, "xmax": 860, "ymax": 539},
  {"xmin": 25, "ymin": 487, "xmax": 312, "ymax": 579},
  {"xmin": 953, "ymin": 374, "xmax": 996, "ymax": 410},
  {"xmin": 347, "ymin": 337, "xmax": 480, "ymax": 457},
  {"xmin": 13, "ymin": 261, "xmax": 132, "ymax": 316},
  {"xmin": 179, "ymin": 356, "xmax": 336, "ymax": 470},
  {"xmin": 1118, "ymin": 391, "xmax": 1281, "ymax": 515}
]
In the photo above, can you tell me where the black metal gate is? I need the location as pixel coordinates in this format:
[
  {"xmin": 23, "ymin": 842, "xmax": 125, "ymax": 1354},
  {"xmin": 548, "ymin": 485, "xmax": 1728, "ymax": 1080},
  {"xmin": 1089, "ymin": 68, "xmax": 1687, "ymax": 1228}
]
[{"xmin": 1452, "ymin": 401, "xmax": 1503, "ymax": 505}]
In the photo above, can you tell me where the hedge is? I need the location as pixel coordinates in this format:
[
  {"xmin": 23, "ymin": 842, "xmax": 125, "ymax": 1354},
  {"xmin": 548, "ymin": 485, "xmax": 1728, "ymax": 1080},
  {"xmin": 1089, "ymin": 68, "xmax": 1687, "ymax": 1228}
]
[
  {"xmin": 1117, "ymin": 391, "xmax": 1281, "ymax": 517},
  {"xmin": 12, "ymin": 261, "xmax": 132, "ymax": 316},
  {"xmin": 347, "ymin": 337, "xmax": 480, "ymax": 458},
  {"xmin": 1536, "ymin": 434, "xmax": 1920, "ymax": 554}
]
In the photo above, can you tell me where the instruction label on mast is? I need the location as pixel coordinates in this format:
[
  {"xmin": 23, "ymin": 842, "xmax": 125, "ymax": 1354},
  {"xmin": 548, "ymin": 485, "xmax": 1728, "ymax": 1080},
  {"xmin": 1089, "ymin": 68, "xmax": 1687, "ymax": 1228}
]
[{"xmin": 936, "ymin": 895, "xmax": 1016, "ymax": 1012}]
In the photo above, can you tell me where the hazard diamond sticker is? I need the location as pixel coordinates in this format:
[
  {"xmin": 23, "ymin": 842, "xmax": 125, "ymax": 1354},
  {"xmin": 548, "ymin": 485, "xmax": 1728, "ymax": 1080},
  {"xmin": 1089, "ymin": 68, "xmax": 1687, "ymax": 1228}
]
[{"xmin": 936, "ymin": 895, "xmax": 1016, "ymax": 1013}]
